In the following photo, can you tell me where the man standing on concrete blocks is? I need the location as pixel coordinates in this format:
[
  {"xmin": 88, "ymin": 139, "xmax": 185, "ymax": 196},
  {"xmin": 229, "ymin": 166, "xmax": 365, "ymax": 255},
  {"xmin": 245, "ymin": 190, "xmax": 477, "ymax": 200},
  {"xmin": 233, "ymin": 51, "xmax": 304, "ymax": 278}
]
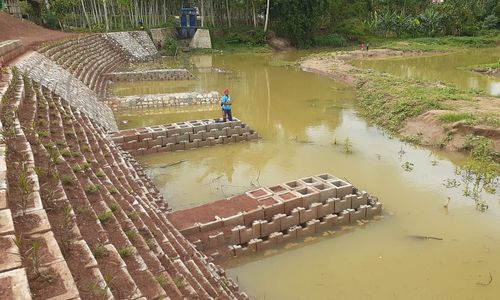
[{"xmin": 221, "ymin": 88, "xmax": 233, "ymax": 122}]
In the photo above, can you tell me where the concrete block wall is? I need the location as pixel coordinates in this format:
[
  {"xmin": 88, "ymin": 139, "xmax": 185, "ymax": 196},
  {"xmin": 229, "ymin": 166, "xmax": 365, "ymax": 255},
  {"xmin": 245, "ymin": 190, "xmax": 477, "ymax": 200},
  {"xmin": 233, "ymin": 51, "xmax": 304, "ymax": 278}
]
[
  {"xmin": 110, "ymin": 117, "xmax": 259, "ymax": 155},
  {"xmin": 107, "ymin": 91, "xmax": 219, "ymax": 109},
  {"xmin": 0, "ymin": 39, "xmax": 25, "ymax": 63},
  {"xmin": 105, "ymin": 68, "xmax": 196, "ymax": 82},
  {"xmin": 177, "ymin": 173, "xmax": 382, "ymax": 260}
]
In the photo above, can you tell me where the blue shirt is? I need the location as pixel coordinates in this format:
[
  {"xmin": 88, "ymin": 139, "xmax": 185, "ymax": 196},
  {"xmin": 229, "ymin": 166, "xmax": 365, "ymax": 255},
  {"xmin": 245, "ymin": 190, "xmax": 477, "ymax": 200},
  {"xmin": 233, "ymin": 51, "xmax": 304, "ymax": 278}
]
[{"xmin": 221, "ymin": 95, "xmax": 231, "ymax": 110}]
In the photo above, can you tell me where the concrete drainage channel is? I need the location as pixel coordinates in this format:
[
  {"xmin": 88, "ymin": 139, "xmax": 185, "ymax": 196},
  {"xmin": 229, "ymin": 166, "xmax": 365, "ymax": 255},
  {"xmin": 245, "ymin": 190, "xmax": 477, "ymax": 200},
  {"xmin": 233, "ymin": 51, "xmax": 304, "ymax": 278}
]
[{"xmin": 167, "ymin": 173, "xmax": 383, "ymax": 261}]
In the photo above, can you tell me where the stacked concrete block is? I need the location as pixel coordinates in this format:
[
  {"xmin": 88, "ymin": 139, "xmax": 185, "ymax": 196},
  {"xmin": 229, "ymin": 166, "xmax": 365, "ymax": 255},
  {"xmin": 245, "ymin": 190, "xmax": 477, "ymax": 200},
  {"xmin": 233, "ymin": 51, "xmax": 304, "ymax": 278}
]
[
  {"xmin": 110, "ymin": 117, "xmax": 259, "ymax": 155},
  {"xmin": 173, "ymin": 173, "xmax": 382, "ymax": 260}
]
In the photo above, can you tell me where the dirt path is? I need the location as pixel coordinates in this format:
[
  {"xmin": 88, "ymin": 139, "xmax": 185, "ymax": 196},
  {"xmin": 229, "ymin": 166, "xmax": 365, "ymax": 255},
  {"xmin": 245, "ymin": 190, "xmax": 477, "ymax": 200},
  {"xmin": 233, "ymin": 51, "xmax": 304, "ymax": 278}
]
[
  {"xmin": 0, "ymin": 12, "xmax": 76, "ymax": 50},
  {"xmin": 300, "ymin": 49, "xmax": 500, "ymax": 153}
]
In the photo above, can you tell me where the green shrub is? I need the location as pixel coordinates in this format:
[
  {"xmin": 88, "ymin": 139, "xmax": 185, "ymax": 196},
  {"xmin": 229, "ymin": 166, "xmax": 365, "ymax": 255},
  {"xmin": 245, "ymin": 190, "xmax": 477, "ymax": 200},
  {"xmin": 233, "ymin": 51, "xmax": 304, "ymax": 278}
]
[
  {"xmin": 118, "ymin": 246, "xmax": 134, "ymax": 258},
  {"xmin": 439, "ymin": 112, "xmax": 474, "ymax": 123},
  {"xmin": 314, "ymin": 34, "xmax": 348, "ymax": 47},
  {"xmin": 97, "ymin": 211, "xmax": 113, "ymax": 224},
  {"xmin": 93, "ymin": 244, "xmax": 108, "ymax": 258}
]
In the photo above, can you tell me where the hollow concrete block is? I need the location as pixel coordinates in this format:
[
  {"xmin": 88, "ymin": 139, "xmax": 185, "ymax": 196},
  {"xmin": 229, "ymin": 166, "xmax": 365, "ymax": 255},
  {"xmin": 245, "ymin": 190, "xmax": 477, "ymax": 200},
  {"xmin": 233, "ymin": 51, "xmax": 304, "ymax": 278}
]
[
  {"xmin": 269, "ymin": 231, "xmax": 284, "ymax": 244},
  {"xmin": 185, "ymin": 140, "xmax": 199, "ymax": 149},
  {"xmin": 147, "ymin": 137, "xmax": 162, "ymax": 148},
  {"xmin": 352, "ymin": 191, "xmax": 369, "ymax": 209},
  {"xmin": 280, "ymin": 210, "xmax": 300, "ymax": 231},
  {"xmin": 230, "ymin": 226, "xmax": 243, "ymax": 245},
  {"xmin": 299, "ymin": 203, "xmax": 319, "ymax": 224},
  {"xmin": 311, "ymin": 181, "xmax": 337, "ymax": 202},
  {"xmin": 137, "ymin": 130, "xmax": 153, "ymax": 141},
  {"xmin": 262, "ymin": 201, "xmax": 285, "ymax": 221},
  {"xmin": 176, "ymin": 123, "xmax": 194, "ymax": 134},
  {"xmin": 296, "ymin": 186, "xmax": 320, "ymax": 208},
  {"xmin": 222, "ymin": 213, "xmax": 244, "ymax": 228},
  {"xmin": 198, "ymin": 140, "xmax": 209, "ymax": 147},
  {"xmin": 366, "ymin": 202, "xmax": 383, "ymax": 218},
  {"xmin": 248, "ymin": 238, "xmax": 262, "ymax": 252},
  {"xmin": 317, "ymin": 199, "xmax": 335, "ymax": 218},
  {"xmin": 317, "ymin": 220, "xmax": 330, "ymax": 232},
  {"xmin": 200, "ymin": 218, "xmax": 223, "ymax": 232},
  {"xmin": 208, "ymin": 232, "xmax": 224, "ymax": 248},
  {"xmin": 252, "ymin": 221, "xmax": 261, "ymax": 238},
  {"xmin": 284, "ymin": 180, "xmax": 304, "ymax": 190},
  {"xmin": 286, "ymin": 225, "xmax": 301, "ymax": 239},
  {"xmin": 189, "ymin": 132, "xmax": 203, "ymax": 142},
  {"xmin": 276, "ymin": 191, "xmax": 304, "ymax": 214},
  {"xmin": 247, "ymin": 132, "xmax": 259, "ymax": 140},
  {"xmin": 243, "ymin": 208, "xmax": 264, "ymax": 227},
  {"xmin": 246, "ymin": 188, "xmax": 272, "ymax": 199},
  {"xmin": 297, "ymin": 224, "xmax": 314, "ymax": 238},
  {"xmin": 333, "ymin": 197, "xmax": 351, "ymax": 213},
  {"xmin": 315, "ymin": 173, "xmax": 338, "ymax": 182},
  {"xmin": 161, "ymin": 136, "xmax": 176, "ymax": 146},
  {"xmin": 235, "ymin": 134, "xmax": 246, "ymax": 142},
  {"xmin": 347, "ymin": 208, "xmax": 363, "ymax": 223},
  {"xmin": 259, "ymin": 240, "xmax": 274, "ymax": 251},
  {"xmin": 329, "ymin": 179, "xmax": 354, "ymax": 199},
  {"xmin": 239, "ymin": 228, "xmax": 255, "ymax": 244},
  {"xmin": 165, "ymin": 124, "xmax": 181, "ymax": 137},
  {"xmin": 122, "ymin": 140, "xmax": 139, "ymax": 151},
  {"xmin": 268, "ymin": 184, "xmax": 288, "ymax": 194},
  {"xmin": 180, "ymin": 224, "xmax": 200, "ymax": 236},
  {"xmin": 300, "ymin": 176, "xmax": 320, "ymax": 186},
  {"xmin": 175, "ymin": 133, "xmax": 190, "ymax": 143},
  {"xmin": 336, "ymin": 211, "xmax": 350, "ymax": 226},
  {"xmin": 260, "ymin": 219, "xmax": 281, "ymax": 238}
]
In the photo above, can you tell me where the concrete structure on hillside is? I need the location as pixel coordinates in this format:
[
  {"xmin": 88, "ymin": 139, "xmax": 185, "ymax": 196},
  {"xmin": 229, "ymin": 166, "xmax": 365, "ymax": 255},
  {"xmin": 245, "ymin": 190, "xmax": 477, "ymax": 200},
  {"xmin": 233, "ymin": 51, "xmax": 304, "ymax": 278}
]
[
  {"xmin": 150, "ymin": 27, "xmax": 177, "ymax": 48},
  {"xmin": 190, "ymin": 29, "xmax": 212, "ymax": 49}
]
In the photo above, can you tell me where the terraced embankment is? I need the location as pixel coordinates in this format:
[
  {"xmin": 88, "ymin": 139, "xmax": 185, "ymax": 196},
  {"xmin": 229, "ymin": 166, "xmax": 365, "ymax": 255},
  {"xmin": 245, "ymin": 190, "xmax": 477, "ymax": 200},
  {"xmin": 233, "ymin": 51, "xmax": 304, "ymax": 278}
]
[{"xmin": 0, "ymin": 33, "xmax": 249, "ymax": 299}]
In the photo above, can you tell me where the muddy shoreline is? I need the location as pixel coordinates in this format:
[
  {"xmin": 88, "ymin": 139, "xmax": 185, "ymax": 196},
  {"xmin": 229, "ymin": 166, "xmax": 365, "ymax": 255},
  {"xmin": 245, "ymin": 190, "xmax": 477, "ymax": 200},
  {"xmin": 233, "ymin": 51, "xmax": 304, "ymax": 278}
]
[{"xmin": 300, "ymin": 49, "xmax": 500, "ymax": 154}]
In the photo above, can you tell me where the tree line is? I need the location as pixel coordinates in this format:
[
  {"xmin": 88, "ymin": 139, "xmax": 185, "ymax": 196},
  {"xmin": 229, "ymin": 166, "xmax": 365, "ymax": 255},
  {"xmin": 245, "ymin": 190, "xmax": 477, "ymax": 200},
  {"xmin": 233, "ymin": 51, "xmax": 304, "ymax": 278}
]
[{"xmin": 21, "ymin": 0, "xmax": 500, "ymax": 47}]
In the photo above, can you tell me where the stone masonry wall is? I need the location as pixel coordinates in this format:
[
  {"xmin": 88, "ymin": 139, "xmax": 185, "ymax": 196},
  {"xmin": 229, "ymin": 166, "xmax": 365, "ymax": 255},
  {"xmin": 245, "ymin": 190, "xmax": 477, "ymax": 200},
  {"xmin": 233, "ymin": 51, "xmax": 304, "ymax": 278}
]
[
  {"xmin": 107, "ymin": 91, "xmax": 219, "ymax": 109},
  {"xmin": 16, "ymin": 52, "xmax": 118, "ymax": 131},
  {"xmin": 106, "ymin": 32, "xmax": 158, "ymax": 60},
  {"xmin": 105, "ymin": 68, "xmax": 196, "ymax": 82}
]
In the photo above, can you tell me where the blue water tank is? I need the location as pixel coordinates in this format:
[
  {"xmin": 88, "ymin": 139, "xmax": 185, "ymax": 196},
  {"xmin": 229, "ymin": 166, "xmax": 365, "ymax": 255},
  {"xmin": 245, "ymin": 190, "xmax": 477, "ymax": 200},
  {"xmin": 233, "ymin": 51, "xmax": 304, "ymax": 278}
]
[{"xmin": 180, "ymin": 7, "xmax": 197, "ymax": 38}]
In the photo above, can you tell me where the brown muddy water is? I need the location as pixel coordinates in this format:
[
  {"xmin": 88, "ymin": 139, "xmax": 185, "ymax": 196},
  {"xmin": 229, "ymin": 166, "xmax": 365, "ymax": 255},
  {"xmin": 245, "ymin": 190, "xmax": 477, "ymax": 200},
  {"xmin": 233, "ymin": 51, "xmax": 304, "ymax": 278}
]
[
  {"xmin": 352, "ymin": 47, "xmax": 500, "ymax": 96},
  {"xmin": 112, "ymin": 52, "xmax": 500, "ymax": 299}
]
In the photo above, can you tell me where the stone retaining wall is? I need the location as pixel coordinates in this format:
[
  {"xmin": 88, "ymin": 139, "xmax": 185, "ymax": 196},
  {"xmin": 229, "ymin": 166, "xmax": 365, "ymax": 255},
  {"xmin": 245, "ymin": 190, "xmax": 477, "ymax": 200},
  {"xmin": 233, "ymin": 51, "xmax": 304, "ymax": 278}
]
[
  {"xmin": 16, "ymin": 52, "xmax": 117, "ymax": 131},
  {"xmin": 106, "ymin": 31, "xmax": 158, "ymax": 60},
  {"xmin": 109, "ymin": 118, "xmax": 259, "ymax": 156},
  {"xmin": 107, "ymin": 91, "xmax": 219, "ymax": 109},
  {"xmin": 105, "ymin": 68, "xmax": 196, "ymax": 82},
  {"xmin": 169, "ymin": 174, "xmax": 383, "ymax": 261}
]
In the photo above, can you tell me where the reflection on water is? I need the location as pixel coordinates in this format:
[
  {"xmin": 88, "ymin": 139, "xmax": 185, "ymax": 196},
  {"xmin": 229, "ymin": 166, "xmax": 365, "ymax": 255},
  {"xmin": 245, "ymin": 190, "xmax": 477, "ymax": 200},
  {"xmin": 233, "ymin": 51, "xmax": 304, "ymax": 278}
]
[
  {"xmin": 113, "ymin": 52, "xmax": 500, "ymax": 299},
  {"xmin": 352, "ymin": 48, "xmax": 500, "ymax": 96}
]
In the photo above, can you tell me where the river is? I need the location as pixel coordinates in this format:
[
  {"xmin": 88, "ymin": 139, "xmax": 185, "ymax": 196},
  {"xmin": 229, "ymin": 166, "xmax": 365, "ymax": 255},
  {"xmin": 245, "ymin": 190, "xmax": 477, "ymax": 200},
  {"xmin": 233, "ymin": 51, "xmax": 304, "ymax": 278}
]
[{"xmin": 112, "ymin": 50, "xmax": 500, "ymax": 299}]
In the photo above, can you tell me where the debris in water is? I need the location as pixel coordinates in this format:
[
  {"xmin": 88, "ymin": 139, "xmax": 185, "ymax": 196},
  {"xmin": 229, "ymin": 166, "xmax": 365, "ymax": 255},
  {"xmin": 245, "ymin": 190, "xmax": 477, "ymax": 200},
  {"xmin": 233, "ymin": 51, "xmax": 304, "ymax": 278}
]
[
  {"xmin": 122, "ymin": 120, "xmax": 128, "ymax": 124},
  {"xmin": 444, "ymin": 197, "xmax": 451, "ymax": 209},
  {"xmin": 158, "ymin": 160, "xmax": 187, "ymax": 168},
  {"xmin": 476, "ymin": 272, "xmax": 493, "ymax": 286},
  {"xmin": 407, "ymin": 235, "xmax": 443, "ymax": 241}
]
